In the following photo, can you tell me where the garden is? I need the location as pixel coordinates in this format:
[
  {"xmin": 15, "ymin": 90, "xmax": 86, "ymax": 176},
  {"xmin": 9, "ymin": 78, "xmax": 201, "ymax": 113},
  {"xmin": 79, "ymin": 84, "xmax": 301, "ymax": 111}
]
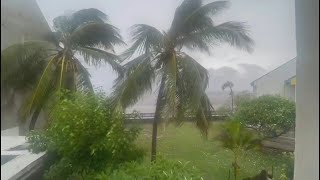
[
  {"xmin": 26, "ymin": 92, "xmax": 295, "ymax": 180},
  {"xmin": 1, "ymin": 0, "xmax": 296, "ymax": 179}
]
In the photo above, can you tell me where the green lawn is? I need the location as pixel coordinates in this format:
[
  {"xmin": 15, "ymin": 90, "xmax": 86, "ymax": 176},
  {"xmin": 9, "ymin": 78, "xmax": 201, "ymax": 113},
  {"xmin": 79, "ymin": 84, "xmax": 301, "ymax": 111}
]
[{"xmin": 135, "ymin": 122, "xmax": 294, "ymax": 180}]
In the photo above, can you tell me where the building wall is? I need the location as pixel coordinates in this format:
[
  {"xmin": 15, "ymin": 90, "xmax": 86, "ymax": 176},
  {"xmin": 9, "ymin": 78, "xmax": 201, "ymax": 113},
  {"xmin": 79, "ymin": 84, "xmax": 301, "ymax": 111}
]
[
  {"xmin": 294, "ymin": 0, "xmax": 319, "ymax": 178},
  {"xmin": 251, "ymin": 58, "xmax": 296, "ymax": 98},
  {"xmin": 1, "ymin": 0, "xmax": 52, "ymax": 133}
]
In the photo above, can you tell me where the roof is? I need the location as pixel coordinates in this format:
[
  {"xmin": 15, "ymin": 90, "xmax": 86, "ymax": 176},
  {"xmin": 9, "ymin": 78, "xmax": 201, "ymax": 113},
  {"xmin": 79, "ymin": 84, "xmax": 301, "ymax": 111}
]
[{"xmin": 250, "ymin": 57, "xmax": 297, "ymax": 86}]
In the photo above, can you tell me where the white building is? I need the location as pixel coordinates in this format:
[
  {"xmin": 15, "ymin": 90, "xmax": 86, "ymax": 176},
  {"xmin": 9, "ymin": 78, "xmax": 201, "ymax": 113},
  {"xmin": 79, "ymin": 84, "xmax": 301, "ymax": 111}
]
[
  {"xmin": 250, "ymin": 58, "xmax": 296, "ymax": 101},
  {"xmin": 1, "ymin": 0, "xmax": 52, "ymax": 134}
]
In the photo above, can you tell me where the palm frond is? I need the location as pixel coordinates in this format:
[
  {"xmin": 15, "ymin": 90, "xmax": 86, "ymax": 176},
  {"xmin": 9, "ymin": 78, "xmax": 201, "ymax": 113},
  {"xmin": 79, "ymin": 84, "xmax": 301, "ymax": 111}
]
[
  {"xmin": 217, "ymin": 121, "xmax": 261, "ymax": 151},
  {"xmin": 53, "ymin": 15, "xmax": 74, "ymax": 34},
  {"xmin": 20, "ymin": 54, "xmax": 60, "ymax": 119},
  {"xmin": 76, "ymin": 46, "xmax": 123, "ymax": 74},
  {"xmin": 175, "ymin": 53, "xmax": 209, "ymax": 112},
  {"xmin": 53, "ymin": 8, "xmax": 108, "ymax": 34},
  {"xmin": 161, "ymin": 52, "xmax": 178, "ymax": 120},
  {"xmin": 70, "ymin": 8, "xmax": 108, "ymax": 26},
  {"xmin": 209, "ymin": 21, "xmax": 254, "ymax": 52},
  {"xmin": 73, "ymin": 57, "xmax": 94, "ymax": 93},
  {"xmin": 169, "ymin": 0, "xmax": 202, "ymax": 38},
  {"xmin": 178, "ymin": 21, "xmax": 254, "ymax": 53},
  {"xmin": 71, "ymin": 23, "xmax": 125, "ymax": 50},
  {"xmin": 1, "ymin": 41, "xmax": 56, "ymax": 91},
  {"xmin": 195, "ymin": 93, "xmax": 214, "ymax": 137},
  {"xmin": 111, "ymin": 53, "xmax": 155, "ymax": 108},
  {"xmin": 184, "ymin": 1, "xmax": 230, "ymax": 23},
  {"xmin": 176, "ymin": 33, "xmax": 212, "ymax": 53},
  {"xmin": 121, "ymin": 24, "xmax": 164, "ymax": 60}
]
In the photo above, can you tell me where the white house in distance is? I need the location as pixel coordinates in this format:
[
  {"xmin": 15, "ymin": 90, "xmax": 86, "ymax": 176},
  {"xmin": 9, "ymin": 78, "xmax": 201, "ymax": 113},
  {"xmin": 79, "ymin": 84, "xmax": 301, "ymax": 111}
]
[
  {"xmin": 1, "ymin": 0, "xmax": 52, "ymax": 135},
  {"xmin": 250, "ymin": 58, "xmax": 296, "ymax": 102}
]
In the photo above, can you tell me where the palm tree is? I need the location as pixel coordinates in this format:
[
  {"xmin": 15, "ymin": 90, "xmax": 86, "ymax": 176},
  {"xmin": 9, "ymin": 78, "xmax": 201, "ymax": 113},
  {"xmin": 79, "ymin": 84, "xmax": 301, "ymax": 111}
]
[
  {"xmin": 217, "ymin": 121, "xmax": 260, "ymax": 180},
  {"xmin": 112, "ymin": 0, "xmax": 254, "ymax": 162},
  {"xmin": 1, "ymin": 8, "xmax": 124, "ymax": 131},
  {"xmin": 222, "ymin": 81, "xmax": 234, "ymax": 113}
]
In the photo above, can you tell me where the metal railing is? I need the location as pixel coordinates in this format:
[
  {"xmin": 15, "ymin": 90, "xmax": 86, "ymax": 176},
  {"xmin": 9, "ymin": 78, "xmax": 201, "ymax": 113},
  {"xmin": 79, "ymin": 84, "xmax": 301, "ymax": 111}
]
[{"xmin": 125, "ymin": 111, "xmax": 228, "ymax": 121}]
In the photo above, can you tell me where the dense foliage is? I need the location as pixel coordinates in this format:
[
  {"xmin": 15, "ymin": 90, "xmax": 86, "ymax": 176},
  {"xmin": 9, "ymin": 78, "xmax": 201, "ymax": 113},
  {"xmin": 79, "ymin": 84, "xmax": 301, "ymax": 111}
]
[
  {"xmin": 234, "ymin": 95, "xmax": 295, "ymax": 138},
  {"xmin": 95, "ymin": 157, "xmax": 203, "ymax": 180},
  {"xmin": 27, "ymin": 92, "xmax": 144, "ymax": 179}
]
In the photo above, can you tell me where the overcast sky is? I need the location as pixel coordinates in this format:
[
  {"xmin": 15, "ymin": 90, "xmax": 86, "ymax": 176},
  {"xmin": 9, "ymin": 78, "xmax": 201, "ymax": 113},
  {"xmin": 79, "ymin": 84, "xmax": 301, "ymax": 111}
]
[{"xmin": 36, "ymin": 0, "xmax": 297, "ymax": 92}]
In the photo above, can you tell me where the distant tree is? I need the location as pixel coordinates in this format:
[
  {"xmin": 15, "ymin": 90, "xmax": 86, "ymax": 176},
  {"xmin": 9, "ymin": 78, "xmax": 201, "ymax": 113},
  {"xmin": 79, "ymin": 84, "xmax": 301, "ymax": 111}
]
[
  {"xmin": 1, "ymin": 9, "xmax": 124, "ymax": 130},
  {"xmin": 112, "ymin": 0, "xmax": 254, "ymax": 162},
  {"xmin": 222, "ymin": 81, "xmax": 234, "ymax": 113}
]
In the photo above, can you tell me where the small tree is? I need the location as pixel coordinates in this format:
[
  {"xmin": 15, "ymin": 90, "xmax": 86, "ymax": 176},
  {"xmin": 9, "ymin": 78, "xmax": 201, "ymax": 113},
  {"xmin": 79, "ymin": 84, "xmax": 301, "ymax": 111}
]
[
  {"xmin": 222, "ymin": 81, "xmax": 234, "ymax": 113},
  {"xmin": 217, "ymin": 120, "xmax": 260, "ymax": 180},
  {"xmin": 234, "ymin": 95, "xmax": 295, "ymax": 138}
]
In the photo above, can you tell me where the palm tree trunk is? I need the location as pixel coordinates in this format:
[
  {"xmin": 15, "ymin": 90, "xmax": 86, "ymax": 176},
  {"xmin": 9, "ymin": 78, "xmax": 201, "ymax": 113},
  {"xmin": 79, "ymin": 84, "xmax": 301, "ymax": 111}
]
[
  {"xmin": 151, "ymin": 77, "xmax": 165, "ymax": 162},
  {"xmin": 29, "ymin": 107, "xmax": 41, "ymax": 131},
  {"xmin": 151, "ymin": 117, "xmax": 158, "ymax": 162}
]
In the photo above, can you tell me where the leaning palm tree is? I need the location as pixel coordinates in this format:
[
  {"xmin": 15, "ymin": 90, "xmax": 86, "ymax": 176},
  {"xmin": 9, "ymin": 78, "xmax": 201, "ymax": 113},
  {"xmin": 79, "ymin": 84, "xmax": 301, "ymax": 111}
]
[
  {"xmin": 1, "ymin": 8, "xmax": 124, "ymax": 130},
  {"xmin": 222, "ymin": 81, "xmax": 234, "ymax": 113},
  {"xmin": 112, "ymin": 0, "xmax": 254, "ymax": 162}
]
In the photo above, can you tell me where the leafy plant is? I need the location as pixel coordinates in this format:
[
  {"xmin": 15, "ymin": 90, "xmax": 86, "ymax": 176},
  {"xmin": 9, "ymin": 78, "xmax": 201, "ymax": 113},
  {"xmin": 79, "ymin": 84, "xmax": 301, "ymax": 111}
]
[
  {"xmin": 216, "ymin": 120, "xmax": 261, "ymax": 180},
  {"xmin": 112, "ymin": 0, "xmax": 254, "ymax": 162},
  {"xmin": 27, "ymin": 92, "xmax": 144, "ymax": 179},
  {"xmin": 1, "ymin": 8, "xmax": 124, "ymax": 130},
  {"xmin": 234, "ymin": 95, "xmax": 295, "ymax": 138},
  {"xmin": 279, "ymin": 152, "xmax": 294, "ymax": 180},
  {"xmin": 95, "ymin": 156, "xmax": 204, "ymax": 180},
  {"xmin": 26, "ymin": 130, "xmax": 48, "ymax": 153}
]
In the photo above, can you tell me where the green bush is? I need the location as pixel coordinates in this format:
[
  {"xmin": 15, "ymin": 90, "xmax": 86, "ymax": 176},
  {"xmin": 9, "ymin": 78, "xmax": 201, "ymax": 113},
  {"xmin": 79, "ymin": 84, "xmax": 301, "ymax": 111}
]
[
  {"xmin": 27, "ymin": 130, "xmax": 48, "ymax": 153},
  {"xmin": 95, "ymin": 157, "xmax": 204, "ymax": 180},
  {"xmin": 234, "ymin": 95, "xmax": 295, "ymax": 138},
  {"xmin": 27, "ymin": 92, "xmax": 145, "ymax": 179}
]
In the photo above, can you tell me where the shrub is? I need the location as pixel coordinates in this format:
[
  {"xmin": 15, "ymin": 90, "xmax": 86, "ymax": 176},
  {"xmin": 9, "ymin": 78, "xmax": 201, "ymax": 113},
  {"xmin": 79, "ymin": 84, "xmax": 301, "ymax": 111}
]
[
  {"xmin": 27, "ymin": 92, "xmax": 145, "ymax": 179},
  {"xmin": 95, "ymin": 157, "xmax": 204, "ymax": 180},
  {"xmin": 234, "ymin": 95, "xmax": 295, "ymax": 138},
  {"xmin": 27, "ymin": 130, "xmax": 48, "ymax": 153}
]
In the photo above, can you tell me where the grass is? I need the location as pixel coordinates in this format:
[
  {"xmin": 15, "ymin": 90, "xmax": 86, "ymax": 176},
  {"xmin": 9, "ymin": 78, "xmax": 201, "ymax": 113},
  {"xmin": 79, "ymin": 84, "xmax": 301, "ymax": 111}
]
[{"xmin": 135, "ymin": 122, "xmax": 294, "ymax": 180}]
